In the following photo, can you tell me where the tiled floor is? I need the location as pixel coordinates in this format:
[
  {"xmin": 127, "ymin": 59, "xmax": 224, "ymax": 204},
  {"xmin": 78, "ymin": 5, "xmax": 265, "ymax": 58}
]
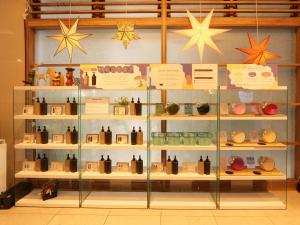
[{"xmin": 1, "ymin": 191, "xmax": 299, "ymax": 225}]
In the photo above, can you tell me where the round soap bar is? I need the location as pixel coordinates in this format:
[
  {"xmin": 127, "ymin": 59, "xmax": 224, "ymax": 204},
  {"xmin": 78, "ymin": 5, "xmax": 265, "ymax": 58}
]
[
  {"xmin": 166, "ymin": 103, "xmax": 180, "ymax": 115},
  {"xmin": 231, "ymin": 103, "xmax": 246, "ymax": 115},
  {"xmin": 231, "ymin": 131, "xmax": 246, "ymax": 144},
  {"xmin": 261, "ymin": 130, "xmax": 276, "ymax": 143},
  {"xmin": 250, "ymin": 103, "xmax": 261, "ymax": 115},
  {"xmin": 196, "ymin": 103, "xmax": 210, "ymax": 115},
  {"xmin": 230, "ymin": 156, "xmax": 245, "ymax": 171},
  {"xmin": 258, "ymin": 156, "xmax": 275, "ymax": 171},
  {"xmin": 262, "ymin": 103, "xmax": 278, "ymax": 115}
]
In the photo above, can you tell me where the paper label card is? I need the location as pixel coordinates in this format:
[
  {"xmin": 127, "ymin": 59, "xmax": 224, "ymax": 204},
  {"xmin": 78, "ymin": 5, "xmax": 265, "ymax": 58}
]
[
  {"xmin": 149, "ymin": 64, "xmax": 217, "ymax": 90},
  {"xmin": 80, "ymin": 64, "xmax": 147, "ymax": 90},
  {"xmin": 151, "ymin": 162, "xmax": 164, "ymax": 172},
  {"xmin": 227, "ymin": 64, "xmax": 278, "ymax": 90},
  {"xmin": 50, "ymin": 162, "xmax": 64, "ymax": 171},
  {"xmin": 181, "ymin": 162, "xmax": 196, "ymax": 173},
  {"xmin": 85, "ymin": 162, "xmax": 99, "ymax": 172},
  {"xmin": 22, "ymin": 161, "xmax": 36, "ymax": 171},
  {"xmin": 85, "ymin": 97, "xmax": 109, "ymax": 114},
  {"xmin": 116, "ymin": 162, "xmax": 129, "ymax": 172}
]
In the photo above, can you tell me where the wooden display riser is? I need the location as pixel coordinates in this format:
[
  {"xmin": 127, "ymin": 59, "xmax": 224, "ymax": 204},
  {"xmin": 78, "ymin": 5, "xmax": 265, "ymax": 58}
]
[
  {"xmin": 16, "ymin": 189, "xmax": 79, "ymax": 208},
  {"xmin": 220, "ymin": 168, "xmax": 286, "ymax": 180},
  {"xmin": 150, "ymin": 192, "xmax": 217, "ymax": 209},
  {"xmin": 82, "ymin": 191, "xmax": 147, "ymax": 209},
  {"xmin": 221, "ymin": 142, "xmax": 287, "ymax": 151},
  {"xmin": 219, "ymin": 192, "xmax": 286, "ymax": 209}
]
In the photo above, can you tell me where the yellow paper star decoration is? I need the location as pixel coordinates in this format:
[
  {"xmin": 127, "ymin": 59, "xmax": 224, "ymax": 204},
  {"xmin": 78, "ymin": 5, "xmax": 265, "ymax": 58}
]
[
  {"xmin": 236, "ymin": 33, "xmax": 280, "ymax": 65},
  {"xmin": 112, "ymin": 23, "xmax": 140, "ymax": 49},
  {"xmin": 48, "ymin": 19, "xmax": 91, "ymax": 62},
  {"xmin": 174, "ymin": 9, "xmax": 230, "ymax": 62}
]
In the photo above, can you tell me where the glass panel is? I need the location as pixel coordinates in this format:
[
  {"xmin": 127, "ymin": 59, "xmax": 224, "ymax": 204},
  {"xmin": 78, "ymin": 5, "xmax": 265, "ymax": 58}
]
[
  {"xmin": 14, "ymin": 87, "xmax": 80, "ymax": 207},
  {"xmin": 149, "ymin": 89, "xmax": 218, "ymax": 209},
  {"xmin": 80, "ymin": 89, "xmax": 148, "ymax": 208},
  {"xmin": 219, "ymin": 88, "xmax": 288, "ymax": 209}
]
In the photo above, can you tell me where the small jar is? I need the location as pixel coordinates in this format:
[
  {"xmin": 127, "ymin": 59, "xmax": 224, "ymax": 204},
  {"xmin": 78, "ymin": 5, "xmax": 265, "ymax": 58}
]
[
  {"xmin": 197, "ymin": 132, "xmax": 213, "ymax": 146},
  {"xmin": 152, "ymin": 132, "xmax": 165, "ymax": 145},
  {"xmin": 166, "ymin": 132, "xmax": 181, "ymax": 145},
  {"xmin": 183, "ymin": 132, "xmax": 197, "ymax": 145},
  {"xmin": 155, "ymin": 103, "xmax": 164, "ymax": 115}
]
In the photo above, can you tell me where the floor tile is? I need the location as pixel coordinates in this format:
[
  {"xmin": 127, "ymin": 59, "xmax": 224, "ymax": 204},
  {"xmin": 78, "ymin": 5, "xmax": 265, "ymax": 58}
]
[
  {"xmin": 212, "ymin": 210, "xmax": 264, "ymax": 217},
  {"xmin": 161, "ymin": 216, "xmax": 217, "ymax": 225},
  {"xmin": 268, "ymin": 216, "xmax": 300, "ymax": 225},
  {"xmin": 0, "ymin": 213, "xmax": 54, "ymax": 225},
  {"xmin": 161, "ymin": 209, "xmax": 213, "ymax": 217},
  {"xmin": 109, "ymin": 209, "xmax": 161, "ymax": 216},
  {"xmin": 215, "ymin": 217, "xmax": 273, "ymax": 225},
  {"xmin": 57, "ymin": 208, "xmax": 110, "ymax": 215},
  {"xmin": 48, "ymin": 215, "xmax": 107, "ymax": 225},
  {"xmin": 0, "ymin": 206, "xmax": 59, "ymax": 214},
  {"xmin": 104, "ymin": 216, "xmax": 160, "ymax": 225}
]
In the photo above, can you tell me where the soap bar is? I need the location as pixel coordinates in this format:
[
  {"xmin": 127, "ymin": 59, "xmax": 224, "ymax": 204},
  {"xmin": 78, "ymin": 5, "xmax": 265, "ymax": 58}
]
[
  {"xmin": 260, "ymin": 129, "xmax": 276, "ymax": 143},
  {"xmin": 230, "ymin": 156, "xmax": 245, "ymax": 171},
  {"xmin": 258, "ymin": 156, "xmax": 275, "ymax": 171},
  {"xmin": 231, "ymin": 131, "xmax": 246, "ymax": 144},
  {"xmin": 220, "ymin": 103, "xmax": 229, "ymax": 115},
  {"xmin": 231, "ymin": 103, "xmax": 246, "ymax": 115},
  {"xmin": 262, "ymin": 103, "xmax": 278, "ymax": 115}
]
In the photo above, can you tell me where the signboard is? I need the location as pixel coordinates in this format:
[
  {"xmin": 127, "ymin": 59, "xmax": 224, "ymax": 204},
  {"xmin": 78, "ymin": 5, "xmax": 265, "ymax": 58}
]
[
  {"xmin": 149, "ymin": 64, "xmax": 218, "ymax": 90},
  {"xmin": 80, "ymin": 64, "xmax": 147, "ymax": 90},
  {"xmin": 227, "ymin": 64, "xmax": 278, "ymax": 90}
]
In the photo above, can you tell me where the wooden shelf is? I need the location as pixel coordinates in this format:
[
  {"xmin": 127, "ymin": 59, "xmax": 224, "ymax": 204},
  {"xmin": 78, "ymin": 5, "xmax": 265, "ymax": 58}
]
[
  {"xmin": 82, "ymin": 191, "xmax": 147, "ymax": 209},
  {"xmin": 150, "ymin": 114, "xmax": 217, "ymax": 121},
  {"xmin": 82, "ymin": 170, "xmax": 147, "ymax": 180},
  {"xmin": 14, "ymin": 114, "xmax": 78, "ymax": 120},
  {"xmin": 220, "ymin": 168, "xmax": 286, "ymax": 180},
  {"xmin": 15, "ymin": 143, "xmax": 78, "ymax": 150},
  {"xmin": 82, "ymin": 143, "xmax": 147, "ymax": 150},
  {"xmin": 151, "ymin": 171, "xmax": 216, "ymax": 181},
  {"xmin": 81, "ymin": 114, "xmax": 147, "ymax": 120},
  {"xmin": 219, "ymin": 192, "xmax": 286, "ymax": 209},
  {"xmin": 220, "ymin": 114, "xmax": 287, "ymax": 121},
  {"xmin": 150, "ymin": 192, "xmax": 216, "ymax": 209},
  {"xmin": 220, "ymin": 142, "xmax": 287, "ymax": 151},
  {"xmin": 16, "ymin": 189, "xmax": 79, "ymax": 208},
  {"xmin": 150, "ymin": 144, "xmax": 217, "ymax": 151},
  {"xmin": 14, "ymin": 86, "xmax": 78, "ymax": 91},
  {"xmin": 15, "ymin": 171, "xmax": 79, "ymax": 179},
  {"xmin": 220, "ymin": 86, "xmax": 287, "ymax": 90}
]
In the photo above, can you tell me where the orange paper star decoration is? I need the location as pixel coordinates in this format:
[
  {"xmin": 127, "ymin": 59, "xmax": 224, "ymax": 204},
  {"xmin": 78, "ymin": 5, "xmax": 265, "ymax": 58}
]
[{"xmin": 236, "ymin": 33, "xmax": 280, "ymax": 65}]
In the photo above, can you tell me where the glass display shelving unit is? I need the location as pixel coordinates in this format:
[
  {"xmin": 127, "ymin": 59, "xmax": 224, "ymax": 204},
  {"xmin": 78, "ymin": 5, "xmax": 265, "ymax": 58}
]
[
  {"xmin": 12, "ymin": 64, "xmax": 288, "ymax": 209},
  {"xmin": 219, "ymin": 86, "xmax": 288, "ymax": 209},
  {"xmin": 13, "ymin": 85, "xmax": 80, "ymax": 207},
  {"xmin": 148, "ymin": 64, "xmax": 219, "ymax": 209},
  {"xmin": 80, "ymin": 88, "xmax": 149, "ymax": 208}
]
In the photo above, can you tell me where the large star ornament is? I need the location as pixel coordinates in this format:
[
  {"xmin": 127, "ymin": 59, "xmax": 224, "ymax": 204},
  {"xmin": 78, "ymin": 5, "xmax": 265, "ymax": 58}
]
[
  {"xmin": 236, "ymin": 33, "xmax": 280, "ymax": 65},
  {"xmin": 174, "ymin": 9, "xmax": 230, "ymax": 62},
  {"xmin": 48, "ymin": 19, "xmax": 91, "ymax": 62},
  {"xmin": 112, "ymin": 23, "xmax": 140, "ymax": 49}
]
